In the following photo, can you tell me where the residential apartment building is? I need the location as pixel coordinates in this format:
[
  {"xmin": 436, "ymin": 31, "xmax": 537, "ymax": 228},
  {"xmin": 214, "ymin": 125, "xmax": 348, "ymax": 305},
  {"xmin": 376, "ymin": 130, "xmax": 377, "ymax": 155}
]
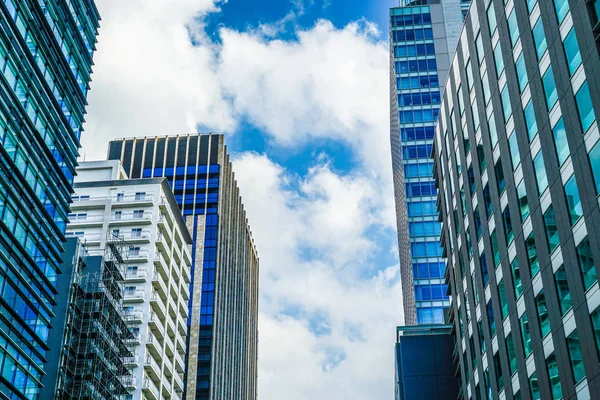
[
  {"xmin": 390, "ymin": 0, "xmax": 465, "ymax": 325},
  {"xmin": 0, "ymin": 0, "xmax": 100, "ymax": 397},
  {"xmin": 107, "ymin": 133, "xmax": 259, "ymax": 400},
  {"xmin": 65, "ymin": 160, "xmax": 193, "ymax": 400},
  {"xmin": 433, "ymin": 0, "xmax": 600, "ymax": 398}
]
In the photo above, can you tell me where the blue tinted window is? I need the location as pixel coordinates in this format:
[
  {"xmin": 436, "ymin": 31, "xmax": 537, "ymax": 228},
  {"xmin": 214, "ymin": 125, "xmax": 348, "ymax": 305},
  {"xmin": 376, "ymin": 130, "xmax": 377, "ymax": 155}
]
[
  {"xmin": 553, "ymin": 118, "xmax": 570, "ymax": 166},
  {"xmin": 494, "ymin": 44, "xmax": 504, "ymax": 77},
  {"xmin": 534, "ymin": 152, "xmax": 548, "ymax": 195},
  {"xmin": 554, "ymin": 0, "xmax": 569, "ymax": 23},
  {"xmin": 515, "ymin": 53, "xmax": 528, "ymax": 92},
  {"xmin": 501, "ymin": 86, "xmax": 512, "ymax": 122},
  {"xmin": 542, "ymin": 67, "xmax": 558, "ymax": 110},
  {"xmin": 509, "ymin": 131, "xmax": 521, "ymax": 169},
  {"xmin": 482, "ymin": 72, "xmax": 491, "ymax": 104},
  {"xmin": 508, "ymin": 10, "xmax": 520, "ymax": 46},
  {"xmin": 563, "ymin": 28, "xmax": 582, "ymax": 76},
  {"xmin": 488, "ymin": 2, "xmax": 498, "ymax": 34},
  {"xmin": 533, "ymin": 18, "xmax": 547, "ymax": 60},
  {"xmin": 564, "ymin": 174, "xmax": 583, "ymax": 225},
  {"xmin": 488, "ymin": 113, "xmax": 498, "ymax": 148},
  {"xmin": 524, "ymin": 100, "xmax": 538, "ymax": 141},
  {"xmin": 589, "ymin": 141, "xmax": 600, "ymax": 196},
  {"xmin": 575, "ymin": 82, "xmax": 596, "ymax": 133}
]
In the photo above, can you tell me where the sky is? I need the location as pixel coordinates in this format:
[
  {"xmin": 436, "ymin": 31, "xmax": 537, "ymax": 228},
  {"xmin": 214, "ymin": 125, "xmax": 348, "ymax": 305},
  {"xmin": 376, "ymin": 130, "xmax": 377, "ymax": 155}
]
[{"xmin": 82, "ymin": 0, "xmax": 404, "ymax": 398}]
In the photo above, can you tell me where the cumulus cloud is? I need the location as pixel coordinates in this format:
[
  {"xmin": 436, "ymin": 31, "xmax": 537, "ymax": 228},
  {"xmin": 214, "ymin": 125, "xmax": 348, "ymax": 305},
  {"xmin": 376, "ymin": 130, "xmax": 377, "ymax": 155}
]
[{"xmin": 84, "ymin": 1, "xmax": 402, "ymax": 399}]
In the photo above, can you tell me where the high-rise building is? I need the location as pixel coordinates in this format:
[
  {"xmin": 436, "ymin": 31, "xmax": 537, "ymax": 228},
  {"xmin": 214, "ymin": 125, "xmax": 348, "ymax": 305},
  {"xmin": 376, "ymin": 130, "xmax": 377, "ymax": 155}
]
[
  {"xmin": 394, "ymin": 324, "xmax": 459, "ymax": 400},
  {"xmin": 389, "ymin": 0, "xmax": 465, "ymax": 325},
  {"xmin": 62, "ymin": 160, "xmax": 193, "ymax": 399},
  {"xmin": 40, "ymin": 237, "xmax": 134, "ymax": 400},
  {"xmin": 107, "ymin": 134, "xmax": 259, "ymax": 400},
  {"xmin": 0, "ymin": 1, "xmax": 99, "ymax": 397},
  {"xmin": 433, "ymin": 0, "xmax": 600, "ymax": 398}
]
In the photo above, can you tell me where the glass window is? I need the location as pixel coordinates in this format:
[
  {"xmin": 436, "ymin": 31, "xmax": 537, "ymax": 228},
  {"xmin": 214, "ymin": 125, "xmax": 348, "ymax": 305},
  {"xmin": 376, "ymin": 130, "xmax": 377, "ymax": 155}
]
[
  {"xmin": 536, "ymin": 290, "xmax": 550, "ymax": 337},
  {"xmin": 466, "ymin": 59, "xmax": 474, "ymax": 89},
  {"xmin": 503, "ymin": 206, "xmax": 514, "ymax": 244},
  {"xmin": 527, "ymin": 0, "xmax": 537, "ymax": 12},
  {"xmin": 563, "ymin": 28, "xmax": 582, "ymax": 76},
  {"xmin": 524, "ymin": 100, "xmax": 538, "ymax": 141},
  {"xmin": 512, "ymin": 257, "xmax": 523, "ymax": 298},
  {"xmin": 591, "ymin": 307, "xmax": 600, "ymax": 357},
  {"xmin": 554, "ymin": 0, "xmax": 569, "ymax": 24},
  {"xmin": 515, "ymin": 53, "xmax": 528, "ymax": 92},
  {"xmin": 521, "ymin": 312, "xmax": 532, "ymax": 356},
  {"xmin": 532, "ymin": 18, "xmax": 548, "ymax": 60},
  {"xmin": 530, "ymin": 371, "xmax": 540, "ymax": 400},
  {"xmin": 482, "ymin": 72, "xmax": 491, "ymax": 104},
  {"xmin": 509, "ymin": 131, "xmax": 521, "ymax": 169},
  {"xmin": 527, "ymin": 233, "xmax": 539, "ymax": 277},
  {"xmin": 487, "ymin": 300, "xmax": 496, "ymax": 336},
  {"xmin": 575, "ymin": 82, "xmax": 596, "ymax": 133},
  {"xmin": 494, "ymin": 351, "xmax": 504, "ymax": 389},
  {"xmin": 542, "ymin": 67, "xmax": 558, "ymax": 110},
  {"xmin": 578, "ymin": 236, "xmax": 597, "ymax": 290},
  {"xmin": 508, "ymin": 10, "xmax": 520, "ymax": 46},
  {"xmin": 506, "ymin": 332, "xmax": 517, "ymax": 374},
  {"xmin": 491, "ymin": 230, "xmax": 501, "ymax": 267},
  {"xmin": 498, "ymin": 279, "xmax": 508, "ymax": 318},
  {"xmin": 591, "ymin": 141, "xmax": 600, "ymax": 196},
  {"xmin": 567, "ymin": 331, "xmax": 586, "ymax": 383},
  {"xmin": 488, "ymin": 113, "xmax": 498, "ymax": 148},
  {"xmin": 495, "ymin": 44, "xmax": 505, "ymax": 77},
  {"xmin": 564, "ymin": 175, "xmax": 583, "ymax": 225},
  {"xmin": 546, "ymin": 353, "xmax": 563, "ymax": 400},
  {"xmin": 488, "ymin": 2, "xmax": 498, "ymax": 35},
  {"xmin": 553, "ymin": 118, "xmax": 570, "ymax": 166},
  {"xmin": 517, "ymin": 180, "xmax": 529, "ymax": 221},
  {"xmin": 534, "ymin": 152, "xmax": 548, "ymax": 195},
  {"xmin": 544, "ymin": 206, "xmax": 560, "ymax": 253},
  {"xmin": 476, "ymin": 33, "xmax": 484, "ymax": 64},
  {"xmin": 555, "ymin": 264, "xmax": 572, "ymax": 314},
  {"xmin": 501, "ymin": 85, "xmax": 512, "ymax": 122}
]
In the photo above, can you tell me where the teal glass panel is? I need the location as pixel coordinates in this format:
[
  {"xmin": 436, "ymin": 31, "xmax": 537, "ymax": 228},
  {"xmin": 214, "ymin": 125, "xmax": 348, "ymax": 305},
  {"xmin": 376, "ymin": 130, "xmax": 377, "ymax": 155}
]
[
  {"xmin": 534, "ymin": 152, "xmax": 548, "ymax": 195},
  {"xmin": 563, "ymin": 28, "xmax": 582, "ymax": 75},
  {"xmin": 501, "ymin": 85, "xmax": 511, "ymax": 122},
  {"xmin": 517, "ymin": 180, "xmax": 529, "ymax": 221},
  {"xmin": 524, "ymin": 100, "xmax": 538, "ymax": 141},
  {"xmin": 488, "ymin": 2, "xmax": 498, "ymax": 34},
  {"xmin": 564, "ymin": 174, "xmax": 583, "ymax": 225},
  {"xmin": 527, "ymin": 233, "xmax": 539, "ymax": 277},
  {"xmin": 491, "ymin": 230, "xmax": 501, "ymax": 267},
  {"xmin": 532, "ymin": 19, "xmax": 547, "ymax": 60},
  {"xmin": 567, "ymin": 331, "xmax": 586, "ymax": 383},
  {"xmin": 578, "ymin": 237, "xmax": 597, "ymax": 290},
  {"xmin": 508, "ymin": 10, "xmax": 520, "ymax": 46},
  {"xmin": 515, "ymin": 53, "xmax": 528, "ymax": 92},
  {"xmin": 495, "ymin": 44, "xmax": 505, "ymax": 77},
  {"xmin": 553, "ymin": 118, "xmax": 570, "ymax": 166},
  {"xmin": 554, "ymin": 0, "xmax": 569, "ymax": 23},
  {"xmin": 498, "ymin": 279, "xmax": 508, "ymax": 318},
  {"xmin": 521, "ymin": 313, "xmax": 532, "ymax": 356},
  {"xmin": 590, "ymin": 141, "xmax": 600, "ymax": 196},
  {"xmin": 576, "ymin": 82, "xmax": 596, "ymax": 133},
  {"xmin": 544, "ymin": 206, "xmax": 560, "ymax": 253},
  {"xmin": 546, "ymin": 353, "xmax": 562, "ymax": 399},
  {"xmin": 542, "ymin": 67, "xmax": 558, "ymax": 110},
  {"xmin": 536, "ymin": 290, "xmax": 550, "ymax": 337},
  {"xmin": 511, "ymin": 257, "xmax": 523, "ymax": 298},
  {"xmin": 509, "ymin": 131, "xmax": 520, "ymax": 169},
  {"xmin": 555, "ymin": 265, "xmax": 572, "ymax": 314}
]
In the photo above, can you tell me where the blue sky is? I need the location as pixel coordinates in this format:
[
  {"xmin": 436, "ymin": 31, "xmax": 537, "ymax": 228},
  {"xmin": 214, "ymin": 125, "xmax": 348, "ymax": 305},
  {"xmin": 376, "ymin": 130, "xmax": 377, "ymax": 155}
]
[{"xmin": 84, "ymin": 0, "xmax": 403, "ymax": 398}]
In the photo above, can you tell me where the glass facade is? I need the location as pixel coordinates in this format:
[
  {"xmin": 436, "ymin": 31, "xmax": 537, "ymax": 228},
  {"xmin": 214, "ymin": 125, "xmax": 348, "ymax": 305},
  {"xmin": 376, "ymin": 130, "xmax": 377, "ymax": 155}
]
[
  {"xmin": 0, "ymin": 1, "xmax": 99, "ymax": 398},
  {"xmin": 390, "ymin": 0, "xmax": 465, "ymax": 325},
  {"xmin": 433, "ymin": 0, "xmax": 600, "ymax": 397}
]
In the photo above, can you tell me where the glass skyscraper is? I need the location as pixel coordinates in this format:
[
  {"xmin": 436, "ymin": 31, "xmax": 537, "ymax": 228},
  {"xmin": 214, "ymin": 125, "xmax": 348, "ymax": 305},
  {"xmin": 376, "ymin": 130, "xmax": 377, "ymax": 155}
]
[
  {"xmin": 434, "ymin": 0, "xmax": 600, "ymax": 397},
  {"xmin": 108, "ymin": 134, "xmax": 259, "ymax": 400},
  {"xmin": 0, "ymin": 1, "xmax": 99, "ymax": 398},
  {"xmin": 389, "ymin": 0, "xmax": 465, "ymax": 325}
]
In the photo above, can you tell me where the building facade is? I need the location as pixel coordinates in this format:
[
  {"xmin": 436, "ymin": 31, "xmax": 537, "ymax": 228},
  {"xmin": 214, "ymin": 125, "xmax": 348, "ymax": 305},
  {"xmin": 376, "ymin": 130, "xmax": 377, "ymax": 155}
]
[
  {"xmin": 64, "ymin": 161, "xmax": 193, "ymax": 400},
  {"xmin": 395, "ymin": 324, "xmax": 459, "ymax": 400},
  {"xmin": 40, "ymin": 238, "xmax": 133, "ymax": 399},
  {"xmin": 433, "ymin": 0, "xmax": 600, "ymax": 398},
  {"xmin": 0, "ymin": 1, "xmax": 100, "ymax": 397},
  {"xmin": 390, "ymin": 0, "xmax": 465, "ymax": 325},
  {"xmin": 107, "ymin": 134, "xmax": 259, "ymax": 400}
]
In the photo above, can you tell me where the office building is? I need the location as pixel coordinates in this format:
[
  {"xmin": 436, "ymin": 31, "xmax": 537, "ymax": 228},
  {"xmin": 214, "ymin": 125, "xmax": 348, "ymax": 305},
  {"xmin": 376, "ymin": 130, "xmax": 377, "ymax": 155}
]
[
  {"xmin": 395, "ymin": 324, "xmax": 459, "ymax": 400},
  {"xmin": 433, "ymin": 0, "xmax": 600, "ymax": 398},
  {"xmin": 64, "ymin": 160, "xmax": 193, "ymax": 399},
  {"xmin": 40, "ymin": 238, "xmax": 133, "ymax": 399},
  {"xmin": 107, "ymin": 134, "xmax": 259, "ymax": 400},
  {"xmin": 389, "ymin": 0, "xmax": 466, "ymax": 325},
  {"xmin": 0, "ymin": 1, "xmax": 99, "ymax": 397}
]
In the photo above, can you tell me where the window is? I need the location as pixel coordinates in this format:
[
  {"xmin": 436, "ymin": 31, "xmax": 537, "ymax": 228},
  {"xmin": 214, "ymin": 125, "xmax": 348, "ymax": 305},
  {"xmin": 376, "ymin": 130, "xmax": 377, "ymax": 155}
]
[
  {"xmin": 520, "ymin": 312, "xmax": 532, "ymax": 356},
  {"xmin": 482, "ymin": 72, "xmax": 491, "ymax": 104},
  {"xmin": 567, "ymin": 331, "xmax": 586, "ymax": 383},
  {"xmin": 506, "ymin": 332, "xmax": 517, "ymax": 374},
  {"xmin": 563, "ymin": 28, "xmax": 582, "ymax": 75},
  {"xmin": 116, "ymin": 193, "xmax": 124, "ymax": 201},
  {"xmin": 542, "ymin": 67, "xmax": 558, "ymax": 110},
  {"xmin": 135, "ymin": 192, "xmax": 146, "ymax": 200},
  {"xmin": 530, "ymin": 371, "xmax": 540, "ymax": 400},
  {"xmin": 113, "ymin": 211, "xmax": 122, "ymax": 220},
  {"xmin": 544, "ymin": 206, "xmax": 560, "ymax": 253},
  {"xmin": 591, "ymin": 141, "xmax": 600, "ymax": 196},
  {"xmin": 131, "ymin": 228, "xmax": 142, "ymax": 238},
  {"xmin": 515, "ymin": 53, "xmax": 528, "ymax": 92},
  {"xmin": 487, "ymin": 300, "xmax": 496, "ymax": 336},
  {"xmin": 501, "ymin": 85, "xmax": 512, "ymax": 122},
  {"xmin": 553, "ymin": 118, "xmax": 570, "ymax": 166},
  {"xmin": 564, "ymin": 175, "xmax": 583, "ymax": 225},
  {"xmin": 546, "ymin": 353, "xmax": 563, "ymax": 400},
  {"xmin": 488, "ymin": 2, "xmax": 498, "ymax": 35},
  {"xmin": 476, "ymin": 33, "xmax": 484, "ymax": 64},
  {"xmin": 491, "ymin": 230, "xmax": 501, "ymax": 267},
  {"xmin": 488, "ymin": 114, "xmax": 498, "ymax": 148},
  {"xmin": 524, "ymin": 100, "xmax": 538, "ymax": 141},
  {"xmin": 503, "ymin": 207, "xmax": 514, "ymax": 244},
  {"xmin": 494, "ymin": 351, "xmax": 504, "ymax": 389},
  {"xmin": 534, "ymin": 152, "xmax": 548, "ymax": 195},
  {"xmin": 532, "ymin": 18, "xmax": 547, "ymax": 60},
  {"xmin": 496, "ymin": 159, "xmax": 506, "ymax": 194},
  {"xmin": 527, "ymin": 0, "xmax": 537, "ymax": 12},
  {"xmin": 509, "ymin": 131, "xmax": 521, "ymax": 169},
  {"xmin": 578, "ymin": 236, "xmax": 597, "ymax": 290},
  {"xmin": 512, "ymin": 257, "xmax": 523, "ymax": 298},
  {"xmin": 133, "ymin": 210, "xmax": 144, "ymax": 219},
  {"xmin": 575, "ymin": 82, "xmax": 596, "ymax": 133},
  {"xmin": 536, "ymin": 290, "xmax": 550, "ymax": 337},
  {"xmin": 517, "ymin": 180, "xmax": 529, "ymax": 221},
  {"xmin": 527, "ymin": 233, "xmax": 539, "ymax": 277},
  {"xmin": 508, "ymin": 10, "xmax": 520, "ymax": 46},
  {"xmin": 498, "ymin": 279, "xmax": 508, "ymax": 318},
  {"xmin": 466, "ymin": 59, "xmax": 474, "ymax": 89},
  {"xmin": 554, "ymin": 0, "xmax": 569, "ymax": 24},
  {"xmin": 591, "ymin": 307, "xmax": 600, "ymax": 357},
  {"xmin": 494, "ymin": 44, "xmax": 505, "ymax": 78},
  {"xmin": 555, "ymin": 265, "xmax": 572, "ymax": 314}
]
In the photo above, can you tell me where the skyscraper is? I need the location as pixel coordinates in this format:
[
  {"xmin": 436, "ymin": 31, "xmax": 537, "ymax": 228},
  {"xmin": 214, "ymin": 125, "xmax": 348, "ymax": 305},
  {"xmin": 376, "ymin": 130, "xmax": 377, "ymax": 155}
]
[
  {"xmin": 108, "ymin": 134, "xmax": 259, "ymax": 400},
  {"xmin": 389, "ymin": 0, "xmax": 465, "ymax": 325},
  {"xmin": 0, "ymin": 1, "xmax": 99, "ymax": 398},
  {"xmin": 434, "ymin": 0, "xmax": 600, "ymax": 398}
]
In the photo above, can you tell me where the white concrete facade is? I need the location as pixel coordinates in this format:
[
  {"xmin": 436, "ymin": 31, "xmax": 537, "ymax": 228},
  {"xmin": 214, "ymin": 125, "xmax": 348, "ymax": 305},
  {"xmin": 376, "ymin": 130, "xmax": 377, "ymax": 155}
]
[{"xmin": 66, "ymin": 161, "xmax": 193, "ymax": 400}]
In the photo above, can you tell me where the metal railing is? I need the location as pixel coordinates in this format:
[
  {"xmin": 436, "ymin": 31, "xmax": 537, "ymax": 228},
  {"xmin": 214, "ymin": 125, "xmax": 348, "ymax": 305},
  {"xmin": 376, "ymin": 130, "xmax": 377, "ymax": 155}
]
[
  {"xmin": 123, "ymin": 289, "xmax": 146, "ymax": 301},
  {"xmin": 125, "ymin": 268, "xmax": 148, "ymax": 280},
  {"xmin": 111, "ymin": 212, "xmax": 153, "ymax": 222},
  {"xmin": 142, "ymin": 377, "xmax": 160, "ymax": 398}
]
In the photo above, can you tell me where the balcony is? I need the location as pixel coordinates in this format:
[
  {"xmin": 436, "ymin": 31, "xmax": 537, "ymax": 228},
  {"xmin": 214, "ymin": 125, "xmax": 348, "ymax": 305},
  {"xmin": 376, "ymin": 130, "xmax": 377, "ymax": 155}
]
[
  {"xmin": 124, "ymin": 249, "xmax": 149, "ymax": 263},
  {"xmin": 181, "ymin": 262, "xmax": 191, "ymax": 284},
  {"xmin": 113, "ymin": 193, "xmax": 155, "ymax": 207},
  {"xmin": 152, "ymin": 269, "xmax": 168, "ymax": 297},
  {"xmin": 172, "ymin": 391, "xmax": 182, "ymax": 400},
  {"xmin": 142, "ymin": 377, "xmax": 160, "ymax": 400},
  {"xmin": 174, "ymin": 351, "xmax": 185, "ymax": 374},
  {"xmin": 109, "ymin": 211, "xmax": 153, "ymax": 226},
  {"xmin": 125, "ymin": 330, "xmax": 141, "ymax": 347},
  {"xmin": 108, "ymin": 229, "xmax": 152, "ymax": 243},
  {"xmin": 162, "ymin": 379, "xmax": 172, "ymax": 398},
  {"xmin": 182, "ymin": 246, "xmax": 192, "ymax": 267},
  {"xmin": 176, "ymin": 333, "xmax": 186, "ymax": 354},
  {"xmin": 123, "ymin": 289, "xmax": 146, "ymax": 303},
  {"xmin": 122, "ymin": 309, "xmax": 143, "ymax": 324},
  {"xmin": 68, "ymin": 214, "xmax": 104, "ymax": 227},
  {"xmin": 154, "ymin": 253, "xmax": 170, "ymax": 280},
  {"xmin": 150, "ymin": 291, "xmax": 167, "ymax": 319},
  {"xmin": 65, "ymin": 232, "xmax": 102, "ymax": 245},
  {"xmin": 70, "ymin": 195, "xmax": 108, "ymax": 210},
  {"xmin": 168, "ymin": 297, "xmax": 178, "ymax": 319},
  {"xmin": 125, "ymin": 268, "xmax": 148, "ymax": 282},
  {"xmin": 123, "ymin": 354, "xmax": 139, "ymax": 368},
  {"xmin": 177, "ymin": 313, "xmax": 187, "ymax": 336},
  {"xmin": 158, "ymin": 197, "xmax": 175, "ymax": 226},
  {"xmin": 180, "ymin": 281, "xmax": 190, "ymax": 302},
  {"xmin": 148, "ymin": 311, "xmax": 166, "ymax": 340},
  {"xmin": 122, "ymin": 376, "xmax": 137, "ymax": 390},
  {"xmin": 163, "ymin": 357, "xmax": 173, "ymax": 377},
  {"xmin": 173, "ymin": 372, "xmax": 184, "ymax": 392},
  {"xmin": 178, "ymin": 297, "xmax": 188, "ymax": 317},
  {"xmin": 166, "ymin": 317, "xmax": 176, "ymax": 339},
  {"xmin": 172, "ymin": 244, "xmax": 182, "ymax": 266},
  {"xmin": 146, "ymin": 333, "xmax": 164, "ymax": 361},
  {"xmin": 165, "ymin": 335, "xmax": 175, "ymax": 357}
]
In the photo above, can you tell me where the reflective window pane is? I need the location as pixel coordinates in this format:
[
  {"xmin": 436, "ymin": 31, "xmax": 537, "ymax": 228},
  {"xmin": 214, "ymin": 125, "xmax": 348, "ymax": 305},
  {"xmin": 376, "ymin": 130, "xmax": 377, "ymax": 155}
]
[
  {"xmin": 578, "ymin": 236, "xmax": 597, "ymax": 290},
  {"xmin": 544, "ymin": 206, "xmax": 560, "ymax": 253},
  {"xmin": 553, "ymin": 118, "xmax": 570, "ymax": 166},
  {"xmin": 567, "ymin": 331, "xmax": 586, "ymax": 383},
  {"xmin": 536, "ymin": 290, "xmax": 550, "ymax": 337},
  {"xmin": 508, "ymin": 10, "xmax": 520, "ymax": 46},
  {"xmin": 564, "ymin": 174, "xmax": 583, "ymax": 225},
  {"xmin": 524, "ymin": 100, "xmax": 538, "ymax": 141},
  {"xmin": 515, "ymin": 53, "xmax": 528, "ymax": 92},
  {"xmin": 575, "ymin": 82, "xmax": 596, "ymax": 133},
  {"xmin": 532, "ymin": 18, "xmax": 547, "ymax": 60},
  {"xmin": 546, "ymin": 353, "xmax": 562, "ymax": 400},
  {"xmin": 563, "ymin": 28, "xmax": 582, "ymax": 75},
  {"xmin": 534, "ymin": 152, "xmax": 548, "ymax": 195},
  {"xmin": 555, "ymin": 265, "xmax": 572, "ymax": 315},
  {"xmin": 554, "ymin": 0, "xmax": 569, "ymax": 23},
  {"xmin": 517, "ymin": 180, "xmax": 529, "ymax": 221},
  {"xmin": 542, "ymin": 67, "xmax": 558, "ymax": 110}
]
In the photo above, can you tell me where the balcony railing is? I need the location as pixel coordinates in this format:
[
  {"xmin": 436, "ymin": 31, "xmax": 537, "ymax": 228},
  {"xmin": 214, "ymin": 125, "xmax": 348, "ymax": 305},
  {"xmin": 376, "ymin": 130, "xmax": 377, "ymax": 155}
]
[
  {"xmin": 122, "ymin": 309, "xmax": 143, "ymax": 323},
  {"xmin": 142, "ymin": 377, "xmax": 160, "ymax": 399},
  {"xmin": 68, "ymin": 214, "xmax": 104, "ymax": 223},
  {"xmin": 108, "ymin": 230, "xmax": 152, "ymax": 241},
  {"xmin": 144, "ymin": 354, "xmax": 162, "ymax": 376},
  {"xmin": 148, "ymin": 311, "xmax": 165, "ymax": 338},
  {"xmin": 147, "ymin": 332, "xmax": 164, "ymax": 357},
  {"xmin": 123, "ymin": 289, "xmax": 146, "ymax": 301},
  {"xmin": 111, "ymin": 211, "xmax": 153, "ymax": 221},
  {"xmin": 125, "ymin": 249, "xmax": 150, "ymax": 260},
  {"xmin": 125, "ymin": 268, "xmax": 148, "ymax": 281},
  {"xmin": 115, "ymin": 193, "xmax": 155, "ymax": 203}
]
